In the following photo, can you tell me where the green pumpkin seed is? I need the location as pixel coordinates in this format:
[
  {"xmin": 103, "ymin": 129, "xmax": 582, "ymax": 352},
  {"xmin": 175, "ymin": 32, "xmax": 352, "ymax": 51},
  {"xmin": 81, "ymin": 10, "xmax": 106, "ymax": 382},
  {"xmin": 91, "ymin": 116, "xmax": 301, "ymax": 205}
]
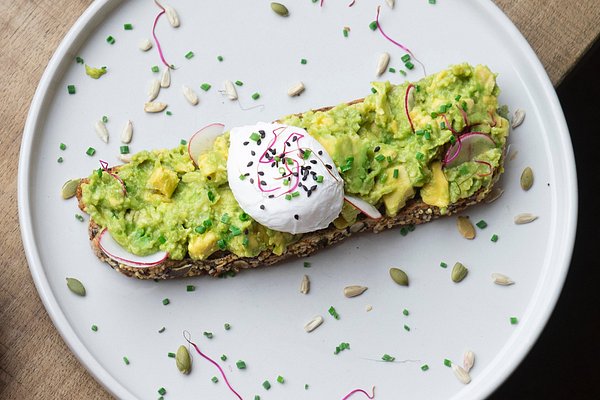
[
  {"xmin": 61, "ymin": 178, "xmax": 81, "ymax": 199},
  {"xmin": 457, "ymin": 216, "xmax": 475, "ymax": 239},
  {"xmin": 389, "ymin": 268, "xmax": 409, "ymax": 286},
  {"xmin": 176, "ymin": 345, "xmax": 192, "ymax": 374},
  {"xmin": 66, "ymin": 277, "xmax": 86, "ymax": 296},
  {"xmin": 520, "ymin": 167, "xmax": 534, "ymax": 191},
  {"xmin": 270, "ymin": 2, "xmax": 289, "ymax": 17},
  {"xmin": 451, "ymin": 262, "xmax": 468, "ymax": 283}
]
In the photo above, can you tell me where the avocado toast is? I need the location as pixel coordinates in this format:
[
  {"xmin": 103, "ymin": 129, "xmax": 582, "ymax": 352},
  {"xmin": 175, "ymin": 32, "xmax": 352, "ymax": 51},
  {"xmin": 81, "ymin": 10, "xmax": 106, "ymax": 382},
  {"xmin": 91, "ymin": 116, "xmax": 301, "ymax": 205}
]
[{"xmin": 76, "ymin": 63, "xmax": 510, "ymax": 279}]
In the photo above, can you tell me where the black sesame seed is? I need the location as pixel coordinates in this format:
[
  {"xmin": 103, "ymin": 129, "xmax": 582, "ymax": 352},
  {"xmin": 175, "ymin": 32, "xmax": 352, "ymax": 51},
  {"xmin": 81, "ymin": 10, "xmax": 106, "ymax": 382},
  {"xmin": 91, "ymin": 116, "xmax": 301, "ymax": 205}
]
[
  {"xmin": 251, "ymin": 150, "xmax": 256, "ymax": 156},
  {"xmin": 326, "ymin": 164, "xmax": 332, "ymax": 169},
  {"xmin": 243, "ymin": 141, "xmax": 249, "ymax": 146},
  {"xmin": 244, "ymin": 172, "xmax": 250, "ymax": 176},
  {"xmin": 259, "ymin": 130, "xmax": 265, "ymax": 138},
  {"xmin": 207, "ymin": 176, "xmax": 212, "ymax": 180},
  {"xmin": 257, "ymin": 139, "xmax": 262, "ymax": 146},
  {"xmin": 268, "ymin": 194, "xmax": 275, "ymax": 198},
  {"xmin": 310, "ymin": 185, "xmax": 317, "ymax": 191},
  {"xmin": 244, "ymin": 229, "xmax": 249, "ymax": 234},
  {"xmin": 270, "ymin": 148, "xmax": 277, "ymax": 154},
  {"xmin": 258, "ymin": 171, "xmax": 264, "ymax": 176},
  {"xmin": 293, "ymin": 172, "xmax": 299, "ymax": 177},
  {"xmin": 260, "ymin": 180, "xmax": 266, "ymax": 186},
  {"xmin": 247, "ymin": 161, "xmax": 254, "ymax": 167},
  {"xmin": 294, "ymin": 214, "xmax": 299, "ymax": 220},
  {"xmin": 318, "ymin": 150, "xmax": 323, "ymax": 156},
  {"xmin": 374, "ymin": 146, "xmax": 381, "ymax": 152},
  {"xmin": 310, "ymin": 160, "xmax": 317, "ymax": 164},
  {"xmin": 292, "ymin": 136, "xmax": 298, "ymax": 142},
  {"xmin": 286, "ymin": 141, "xmax": 291, "ymax": 147},
  {"xmin": 260, "ymin": 205, "xmax": 265, "ymax": 210},
  {"xmin": 271, "ymin": 162, "xmax": 276, "ymax": 167},
  {"xmin": 249, "ymin": 178, "xmax": 254, "ymax": 184},
  {"xmin": 307, "ymin": 190, "xmax": 312, "ymax": 197}
]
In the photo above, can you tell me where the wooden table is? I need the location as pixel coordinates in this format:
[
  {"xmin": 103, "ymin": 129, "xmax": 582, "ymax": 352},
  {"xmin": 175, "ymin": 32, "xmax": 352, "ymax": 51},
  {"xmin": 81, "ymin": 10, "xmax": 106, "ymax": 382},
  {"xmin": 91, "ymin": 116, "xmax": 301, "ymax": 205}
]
[{"xmin": 1, "ymin": 1, "xmax": 599, "ymax": 399}]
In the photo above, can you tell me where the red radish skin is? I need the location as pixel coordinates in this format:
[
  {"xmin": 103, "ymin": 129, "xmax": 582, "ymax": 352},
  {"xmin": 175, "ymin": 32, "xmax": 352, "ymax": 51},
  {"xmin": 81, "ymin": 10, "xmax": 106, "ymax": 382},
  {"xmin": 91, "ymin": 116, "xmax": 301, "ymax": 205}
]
[
  {"xmin": 475, "ymin": 159, "xmax": 493, "ymax": 176},
  {"xmin": 152, "ymin": 1, "xmax": 172, "ymax": 69},
  {"xmin": 443, "ymin": 132, "xmax": 496, "ymax": 168},
  {"xmin": 344, "ymin": 195, "xmax": 382, "ymax": 219},
  {"xmin": 99, "ymin": 160, "xmax": 127, "ymax": 196},
  {"xmin": 405, "ymin": 84, "xmax": 416, "ymax": 133},
  {"xmin": 187, "ymin": 123, "xmax": 225, "ymax": 166},
  {"xmin": 342, "ymin": 386, "xmax": 376, "ymax": 400},
  {"xmin": 98, "ymin": 228, "xmax": 168, "ymax": 268}
]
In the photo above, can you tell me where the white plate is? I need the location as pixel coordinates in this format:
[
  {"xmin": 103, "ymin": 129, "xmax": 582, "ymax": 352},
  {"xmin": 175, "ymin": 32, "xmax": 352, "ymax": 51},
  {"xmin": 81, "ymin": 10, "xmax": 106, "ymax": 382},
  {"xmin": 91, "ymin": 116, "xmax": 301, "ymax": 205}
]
[{"xmin": 18, "ymin": 1, "xmax": 577, "ymax": 399}]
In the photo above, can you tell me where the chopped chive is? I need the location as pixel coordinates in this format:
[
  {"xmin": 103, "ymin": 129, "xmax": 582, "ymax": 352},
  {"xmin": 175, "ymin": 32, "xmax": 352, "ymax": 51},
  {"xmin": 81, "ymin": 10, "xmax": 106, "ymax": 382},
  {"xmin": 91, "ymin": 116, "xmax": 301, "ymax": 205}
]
[
  {"xmin": 262, "ymin": 380, "xmax": 271, "ymax": 390},
  {"xmin": 102, "ymin": 115, "xmax": 108, "ymax": 123},
  {"xmin": 123, "ymin": 356, "xmax": 130, "ymax": 365},
  {"xmin": 224, "ymin": 323, "xmax": 231, "ymax": 330},
  {"xmin": 462, "ymin": 101, "xmax": 468, "ymax": 111},
  {"xmin": 57, "ymin": 157, "xmax": 64, "ymax": 163},
  {"xmin": 455, "ymin": 94, "xmax": 462, "ymax": 101},
  {"xmin": 388, "ymin": 67, "xmax": 396, "ymax": 73},
  {"xmin": 430, "ymin": 112, "xmax": 438, "ymax": 118},
  {"xmin": 292, "ymin": 191, "xmax": 300, "ymax": 198},
  {"xmin": 440, "ymin": 121, "xmax": 447, "ymax": 130},
  {"xmin": 421, "ymin": 364, "xmax": 429, "ymax": 371},
  {"xmin": 254, "ymin": 396, "xmax": 261, "ymax": 400},
  {"xmin": 343, "ymin": 28, "xmax": 349, "ymax": 37},
  {"xmin": 328, "ymin": 306, "xmax": 340, "ymax": 320},
  {"xmin": 399, "ymin": 69, "xmax": 407, "ymax": 76},
  {"xmin": 375, "ymin": 154, "xmax": 386, "ymax": 162},
  {"xmin": 162, "ymin": 298, "xmax": 170, "ymax": 305},
  {"xmin": 158, "ymin": 327, "xmax": 166, "ymax": 333},
  {"xmin": 491, "ymin": 234, "xmax": 499, "ymax": 242},
  {"xmin": 123, "ymin": 23, "xmax": 133, "ymax": 30},
  {"xmin": 168, "ymin": 352, "xmax": 176, "ymax": 358},
  {"xmin": 91, "ymin": 324, "xmax": 98, "ymax": 332},
  {"xmin": 242, "ymin": 236, "xmax": 249, "ymax": 246},
  {"xmin": 250, "ymin": 132, "xmax": 261, "ymax": 141},
  {"xmin": 510, "ymin": 316, "xmax": 519, "ymax": 325},
  {"xmin": 316, "ymin": 175, "xmax": 324, "ymax": 183},
  {"xmin": 444, "ymin": 359, "xmax": 452, "ymax": 367},
  {"xmin": 450, "ymin": 135, "xmax": 457, "ymax": 144},
  {"xmin": 221, "ymin": 213, "xmax": 231, "ymax": 224},
  {"xmin": 382, "ymin": 354, "xmax": 395, "ymax": 362},
  {"xmin": 59, "ymin": 143, "xmax": 67, "ymax": 150},
  {"xmin": 476, "ymin": 220, "xmax": 488, "ymax": 229},
  {"xmin": 75, "ymin": 56, "xmax": 84, "ymax": 64},
  {"xmin": 230, "ymin": 226, "xmax": 242, "ymax": 236},
  {"xmin": 405, "ymin": 61, "xmax": 415, "ymax": 70},
  {"xmin": 369, "ymin": 21, "xmax": 378, "ymax": 30},
  {"xmin": 86, "ymin": 147, "xmax": 96, "ymax": 156},
  {"xmin": 195, "ymin": 225, "xmax": 206, "ymax": 234},
  {"xmin": 334, "ymin": 342, "xmax": 350, "ymax": 354},
  {"xmin": 239, "ymin": 212, "xmax": 250, "ymax": 221},
  {"xmin": 424, "ymin": 131, "xmax": 431, "ymax": 140},
  {"xmin": 119, "ymin": 145, "xmax": 130, "ymax": 154},
  {"xmin": 166, "ymin": 110, "xmax": 173, "ymax": 116},
  {"xmin": 186, "ymin": 285, "xmax": 195, "ymax": 292},
  {"xmin": 217, "ymin": 239, "xmax": 227, "ymax": 249},
  {"xmin": 239, "ymin": 174, "xmax": 246, "ymax": 181},
  {"xmin": 400, "ymin": 226, "xmax": 409, "ymax": 236},
  {"xmin": 151, "ymin": 65, "xmax": 159, "ymax": 73},
  {"xmin": 185, "ymin": 51, "xmax": 195, "ymax": 59},
  {"xmin": 401, "ymin": 54, "xmax": 411, "ymax": 63},
  {"xmin": 403, "ymin": 308, "xmax": 409, "ymax": 316},
  {"xmin": 158, "ymin": 387, "xmax": 166, "ymax": 396},
  {"xmin": 106, "ymin": 35, "xmax": 115, "ymax": 44},
  {"xmin": 157, "ymin": 235, "xmax": 166, "ymax": 244},
  {"xmin": 371, "ymin": 87, "xmax": 377, "ymax": 94},
  {"xmin": 207, "ymin": 191, "xmax": 215, "ymax": 202},
  {"xmin": 285, "ymin": 194, "xmax": 292, "ymax": 200},
  {"xmin": 203, "ymin": 331, "xmax": 213, "ymax": 339},
  {"xmin": 236, "ymin": 360, "xmax": 246, "ymax": 369},
  {"xmin": 211, "ymin": 376, "xmax": 219, "ymax": 383},
  {"xmin": 305, "ymin": 384, "xmax": 309, "ymax": 390},
  {"xmin": 300, "ymin": 58, "xmax": 307, "ymax": 64},
  {"xmin": 203, "ymin": 219, "xmax": 213, "ymax": 228},
  {"xmin": 440, "ymin": 261, "xmax": 448, "ymax": 268},
  {"xmin": 221, "ymin": 354, "xmax": 227, "ymax": 361},
  {"xmin": 251, "ymin": 92, "xmax": 260, "ymax": 100},
  {"xmin": 235, "ymin": 80, "xmax": 244, "ymax": 86},
  {"xmin": 303, "ymin": 261, "xmax": 311, "ymax": 268},
  {"xmin": 67, "ymin": 84, "xmax": 76, "ymax": 94},
  {"xmin": 217, "ymin": 55, "xmax": 224, "ymax": 62},
  {"xmin": 180, "ymin": 139, "xmax": 187, "ymax": 145},
  {"xmin": 200, "ymin": 83, "xmax": 212, "ymax": 91},
  {"xmin": 277, "ymin": 375, "xmax": 285, "ymax": 384},
  {"xmin": 415, "ymin": 152, "xmax": 425, "ymax": 161},
  {"xmin": 404, "ymin": 324, "xmax": 411, "ymax": 332}
]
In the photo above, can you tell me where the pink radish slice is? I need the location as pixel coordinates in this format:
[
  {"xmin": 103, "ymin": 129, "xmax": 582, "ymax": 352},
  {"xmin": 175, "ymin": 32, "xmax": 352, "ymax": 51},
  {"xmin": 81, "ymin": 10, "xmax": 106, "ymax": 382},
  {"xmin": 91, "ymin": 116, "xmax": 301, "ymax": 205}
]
[
  {"xmin": 443, "ymin": 132, "xmax": 496, "ymax": 169},
  {"xmin": 98, "ymin": 228, "xmax": 168, "ymax": 268},
  {"xmin": 187, "ymin": 123, "xmax": 225, "ymax": 166},
  {"xmin": 344, "ymin": 195, "xmax": 382, "ymax": 219}
]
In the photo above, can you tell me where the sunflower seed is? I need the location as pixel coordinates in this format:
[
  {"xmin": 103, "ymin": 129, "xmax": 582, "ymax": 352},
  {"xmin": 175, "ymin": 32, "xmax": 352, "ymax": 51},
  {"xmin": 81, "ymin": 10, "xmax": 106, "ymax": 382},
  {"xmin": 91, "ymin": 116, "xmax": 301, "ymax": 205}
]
[
  {"xmin": 511, "ymin": 108, "xmax": 525, "ymax": 129},
  {"xmin": 121, "ymin": 120, "xmax": 133, "ymax": 144},
  {"xmin": 452, "ymin": 363, "xmax": 472, "ymax": 384},
  {"xmin": 389, "ymin": 267, "xmax": 409, "ymax": 286},
  {"xmin": 118, "ymin": 154, "xmax": 132, "ymax": 163},
  {"xmin": 457, "ymin": 216, "xmax": 476, "ymax": 239},
  {"xmin": 300, "ymin": 274, "xmax": 310, "ymax": 294},
  {"xmin": 95, "ymin": 120, "xmax": 109, "ymax": 143},
  {"xmin": 463, "ymin": 350, "xmax": 475, "ymax": 372},
  {"xmin": 343, "ymin": 285, "xmax": 368, "ymax": 298},
  {"xmin": 182, "ymin": 85, "xmax": 199, "ymax": 105},
  {"xmin": 386, "ymin": 0, "xmax": 395, "ymax": 8},
  {"xmin": 491, "ymin": 273, "xmax": 515, "ymax": 286},
  {"xmin": 224, "ymin": 80, "xmax": 238, "ymax": 100},
  {"xmin": 514, "ymin": 213, "xmax": 538, "ymax": 224},
  {"xmin": 160, "ymin": 68, "xmax": 171, "ymax": 88},
  {"xmin": 376, "ymin": 52, "xmax": 390, "ymax": 76},
  {"xmin": 304, "ymin": 315, "xmax": 324, "ymax": 332},
  {"xmin": 61, "ymin": 178, "xmax": 81, "ymax": 199},
  {"xmin": 451, "ymin": 262, "xmax": 468, "ymax": 283},
  {"xmin": 144, "ymin": 102, "xmax": 168, "ymax": 113},
  {"xmin": 176, "ymin": 345, "xmax": 192, "ymax": 374},
  {"xmin": 484, "ymin": 187, "xmax": 504, "ymax": 203},
  {"xmin": 287, "ymin": 82, "xmax": 305, "ymax": 97},
  {"xmin": 164, "ymin": 4, "xmax": 180, "ymax": 27},
  {"xmin": 148, "ymin": 78, "xmax": 161, "ymax": 101},
  {"xmin": 139, "ymin": 38, "xmax": 153, "ymax": 51},
  {"xmin": 365, "ymin": 305, "xmax": 373, "ymax": 312},
  {"xmin": 66, "ymin": 277, "xmax": 86, "ymax": 296},
  {"xmin": 520, "ymin": 166, "xmax": 534, "ymax": 190},
  {"xmin": 271, "ymin": 2, "xmax": 289, "ymax": 17}
]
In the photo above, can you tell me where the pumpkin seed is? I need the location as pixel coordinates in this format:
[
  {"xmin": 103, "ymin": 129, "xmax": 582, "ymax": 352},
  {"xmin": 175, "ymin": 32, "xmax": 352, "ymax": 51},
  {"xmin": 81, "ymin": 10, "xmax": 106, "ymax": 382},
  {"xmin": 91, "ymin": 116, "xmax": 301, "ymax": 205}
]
[
  {"xmin": 95, "ymin": 120, "xmax": 109, "ymax": 143},
  {"xmin": 287, "ymin": 82, "xmax": 305, "ymax": 97},
  {"xmin": 511, "ymin": 108, "xmax": 525, "ymax": 129},
  {"xmin": 491, "ymin": 272, "xmax": 515, "ymax": 286},
  {"xmin": 389, "ymin": 267, "xmax": 409, "ymax": 286},
  {"xmin": 452, "ymin": 363, "xmax": 472, "ymax": 384},
  {"xmin": 343, "ymin": 285, "xmax": 368, "ymax": 298},
  {"xmin": 270, "ymin": 2, "xmax": 289, "ymax": 17},
  {"xmin": 160, "ymin": 68, "xmax": 171, "ymax": 88},
  {"xmin": 139, "ymin": 38, "xmax": 153, "ymax": 51},
  {"xmin": 451, "ymin": 262, "xmax": 468, "ymax": 283},
  {"xmin": 520, "ymin": 166, "xmax": 534, "ymax": 191},
  {"xmin": 66, "ymin": 277, "xmax": 86, "ymax": 296},
  {"xmin": 300, "ymin": 274, "xmax": 310, "ymax": 294},
  {"xmin": 224, "ymin": 80, "xmax": 238, "ymax": 100},
  {"xmin": 463, "ymin": 350, "xmax": 475, "ymax": 373},
  {"xmin": 148, "ymin": 78, "xmax": 161, "ymax": 101},
  {"xmin": 457, "ymin": 216, "xmax": 476, "ymax": 239},
  {"xmin": 386, "ymin": 0, "xmax": 395, "ymax": 9},
  {"xmin": 121, "ymin": 120, "xmax": 133, "ymax": 144},
  {"xmin": 176, "ymin": 345, "xmax": 192, "ymax": 374},
  {"xmin": 164, "ymin": 4, "xmax": 180, "ymax": 27},
  {"xmin": 376, "ymin": 52, "xmax": 390, "ymax": 76},
  {"xmin": 182, "ymin": 85, "xmax": 199, "ymax": 105},
  {"xmin": 514, "ymin": 213, "xmax": 538, "ymax": 225},
  {"xmin": 304, "ymin": 315, "xmax": 324, "ymax": 333},
  {"xmin": 144, "ymin": 102, "xmax": 168, "ymax": 113},
  {"xmin": 61, "ymin": 178, "xmax": 81, "ymax": 199}
]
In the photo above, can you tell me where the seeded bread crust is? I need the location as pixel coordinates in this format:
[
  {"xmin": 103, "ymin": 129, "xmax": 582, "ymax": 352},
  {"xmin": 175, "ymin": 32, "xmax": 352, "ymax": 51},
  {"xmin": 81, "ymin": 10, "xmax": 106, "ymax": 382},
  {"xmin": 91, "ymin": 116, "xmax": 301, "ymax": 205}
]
[{"xmin": 76, "ymin": 101, "xmax": 505, "ymax": 280}]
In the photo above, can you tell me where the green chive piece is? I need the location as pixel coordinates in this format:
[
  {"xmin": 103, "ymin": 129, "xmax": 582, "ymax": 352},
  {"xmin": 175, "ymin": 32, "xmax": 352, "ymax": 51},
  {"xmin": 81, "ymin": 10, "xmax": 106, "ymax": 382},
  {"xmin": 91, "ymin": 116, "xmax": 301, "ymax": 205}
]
[
  {"xmin": 200, "ymin": 83, "xmax": 212, "ymax": 91},
  {"xmin": 67, "ymin": 84, "xmax": 76, "ymax": 94},
  {"xmin": 224, "ymin": 323, "xmax": 231, "ymax": 330},
  {"xmin": 328, "ymin": 306, "xmax": 340, "ymax": 320},
  {"xmin": 166, "ymin": 110, "xmax": 173, "ymax": 116},
  {"xmin": 203, "ymin": 219, "xmax": 213, "ymax": 228},
  {"xmin": 254, "ymin": 396, "xmax": 261, "ymax": 400},
  {"xmin": 305, "ymin": 384, "xmax": 309, "ymax": 390},
  {"xmin": 217, "ymin": 55, "xmax": 224, "ymax": 62},
  {"xmin": 91, "ymin": 324, "xmax": 98, "ymax": 332},
  {"xmin": 75, "ymin": 56, "xmax": 84, "ymax": 64},
  {"xmin": 186, "ymin": 285, "xmax": 195, "ymax": 292},
  {"xmin": 444, "ymin": 359, "xmax": 452, "ymax": 367},
  {"xmin": 251, "ymin": 92, "xmax": 260, "ymax": 100},
  {"xmin": 211, "ymin": 376, "xmax": 219, "ymax": 383},
  {"xmin": 86, "ymin": 147, "xmax": 96, "ymax": 156},
  {"xmin": 162, "ymin": 298, "xmax": 170, "ymax": 305},
  {"xmin": 369, "ymin": 21, "xmax": 378, "ymax": 30},
  {"xmin": 416, "ymin": 152, "xmax": 425, "ymax": 161},
  {"xmin": 476, "ymin": 220, "xmax": 488, "ymax": 229},
  {"xmin": 303, "ymin": 261, "xmax": 311, "ymax": 268},
  {"xmin": 203, "ymin": 331, "xmax": 213, "ymax": 339},
  {"xmin": 168, "ymin": 352, "xmax": 176, "ymax": 358},
  {"xmin": 404, "ymin": 324, "xmax": 410, "ymax": 332},
  {"xmin": 316, "ymin": 175, "xmax": 324, "ymax": 183},
  {"xmin": 221, "ymin": 213, "xmax": 231, "ymax": 224},
  {"xmin": 263, "ymin": 380, "xmax": 271, "ymax": 390},
  {"xmin": 250, "ymin": 132, "xmax": 260, "ymax": 141},
  {"xmin": 59, "ymin": 143, "xmax": 67, "ymax": 150},
  {"xmin": 399, "ymin": 69, "xmax": 407, "ymax": 76},
  {"xmin": 57, "ymin": 157, "xmax": 64, "ymax": 163},
  {"xmin": 106, "ymin": 35, "xmax": 115, "ymax": 44},
  {"xmin": 382, "ymin": 354, "xmax": 395, "ymax": 362},
  {"xmin": 123, "ymin": 356, "xmax": 130, "ymax": 365},
  {"xmin": 510, "ymin": 316, "xmax": 519, "ymax": 325},
  {"xmin": 123, "ymin": 23, "xmax": 133, "ymax": 30},
  {"xmin": 388, "ymin": 67, "xmax": 396, "ymax": 73},
  {"xmin": 221, "ymin": 354, "xmax": 227, "ymax": 361},
  {"xmin": 421, "ymin": 364, "xmax": 429, "ymax": 371},
  {"xmin": 179, "ymin": 140, "xmax": 187, "ymax": 146},
  {"xmin": 158, "ymin": 387, "xmax": 166, "ymax": 396},
  {"xmin": 285, "ymin": 194, "xmax": 292, "ymax": 200},
  {"xmin": 401, "ymin": 54, "xmax": 411, "ymax": 63},
  {"xmin": 157, "ymin": 235, "xmax": 166, "ymax": 244},
  {"xmin": 343, "ymin": 28, "xmax": 349, "ymax": 37},
  {"xmin": 405, "ymin": 61, "xmax": 415, "ymax": 70},
  {"xmin": 429, "ymin": 0, "xmax": 436, "ymax": 4},
  {"xmin": 119, "ymin": 145, "xmax": 130, "ymax": 154},
  {"xmin": 440, "ymin": 261, "xmax": 448, "ymax": 268},
  {"xmin": 151, "ymin": 65, "xmax": 159, "ymax": 73},
  {"xmin": 235, "ymin": 80, "xmax": 244, "ymax": 86},
  {"xmin": 400, "ymin": 227, "xmax": 409, "ymax": 236},
  {"xmin": 277, "ymin": 375, "xmax": 285, "ymax": 384},
  {"xmin": 236, "ymin": 360, "xmax": 246, "ymax": 369},
  {"xmin": 292, "ymin": 191, "xmax": 300, "ymax": 198},
  {"xmin": 207, "ymin": 191, "xmax": 215, "ymax": 202},
  {"xmin": 371, "ymin": 87, "xmax": 377, "ymax": 94},
  {"xmin": 195, "ymin": 225, "xmax": 206, "ymax": 234},
  {"xmin": 491, "ymin": 234, "xmax": 499, "ymax": 242},
  {"xmin": 300, "ymin": 58, "xmax": 307, "ymax": 64},
  {"xmin": 403, "ymin": 308, "xmax": 409, "ymax": 316},
  {"xmin": 217, "ymin": 239, "xmax": 226, "ymax": 249},
  {"xmin": 375, "ymin": 154, "xmax": 385, "ymax": 162},
  {"xmin": 185, "ymin": 51, "xmax": 195, "ymax": 59}
]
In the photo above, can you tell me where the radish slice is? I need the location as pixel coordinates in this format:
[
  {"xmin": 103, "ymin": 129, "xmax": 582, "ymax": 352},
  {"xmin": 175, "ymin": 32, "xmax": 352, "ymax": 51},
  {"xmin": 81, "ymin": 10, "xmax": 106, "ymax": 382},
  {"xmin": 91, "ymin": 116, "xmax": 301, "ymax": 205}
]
[
  {"xmin": 98, "ymin": 228, "xmax": 168, "ymax": 268},
  {"xmin": 344, "ymin": 195, "xmax": 382, "ymax": 219},
  {"xmin": 187, "ymin": 123, "xmax": 225, "ymax": 166},
  {"xmin": 443, "ymin": 132, "xmax": 496, "ymax": 169}
]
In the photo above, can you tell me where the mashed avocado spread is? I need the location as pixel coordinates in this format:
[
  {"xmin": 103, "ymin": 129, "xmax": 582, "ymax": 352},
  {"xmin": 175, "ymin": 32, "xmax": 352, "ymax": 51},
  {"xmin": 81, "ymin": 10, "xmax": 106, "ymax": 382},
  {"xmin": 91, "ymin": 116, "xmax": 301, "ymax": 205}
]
[{"xmin": 81, "ymin": 64, "xmax": 509, "ymax": 261}]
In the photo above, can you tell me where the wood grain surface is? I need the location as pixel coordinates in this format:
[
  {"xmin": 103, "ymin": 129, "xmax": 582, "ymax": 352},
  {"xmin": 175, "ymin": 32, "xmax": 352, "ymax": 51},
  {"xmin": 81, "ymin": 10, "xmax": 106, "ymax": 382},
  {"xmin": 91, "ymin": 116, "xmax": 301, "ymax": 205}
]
[{"xmin": 1, "ymin": 1, "xmax": 598, "ymax": 399}]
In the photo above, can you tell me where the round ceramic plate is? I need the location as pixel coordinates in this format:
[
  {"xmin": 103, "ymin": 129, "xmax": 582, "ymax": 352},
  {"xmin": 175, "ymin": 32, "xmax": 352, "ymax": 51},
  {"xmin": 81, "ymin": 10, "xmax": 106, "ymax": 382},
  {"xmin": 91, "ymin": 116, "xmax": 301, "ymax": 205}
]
[{"xmin": 18, "ymin": 1, "xmax": 577, "ymax": 399}]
